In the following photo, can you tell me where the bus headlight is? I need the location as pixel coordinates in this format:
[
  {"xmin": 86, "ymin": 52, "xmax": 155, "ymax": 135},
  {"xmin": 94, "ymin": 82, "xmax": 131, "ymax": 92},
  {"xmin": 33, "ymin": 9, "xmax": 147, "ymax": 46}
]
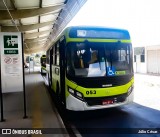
[
  {"xmin": 127, "ymin": 84, "xmax": 134, "ymax": 96},
  {"xmin": 68, "ymin": 86, "xmax": 84, "ymax": 101},
  {"xmin": 75, "ymin": 92, "xmax": 83, "ymax": 98},
  {"xmin": 68, "ymin": 87, "xmax": 74, "ymax": 94}
]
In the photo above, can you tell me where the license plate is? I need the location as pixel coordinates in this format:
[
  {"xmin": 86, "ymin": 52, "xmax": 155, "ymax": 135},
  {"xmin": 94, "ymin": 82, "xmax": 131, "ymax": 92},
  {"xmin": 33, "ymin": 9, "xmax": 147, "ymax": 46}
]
[{"xmin": 102, "ymin": 100, "xmax": 114, "ymax": 105}]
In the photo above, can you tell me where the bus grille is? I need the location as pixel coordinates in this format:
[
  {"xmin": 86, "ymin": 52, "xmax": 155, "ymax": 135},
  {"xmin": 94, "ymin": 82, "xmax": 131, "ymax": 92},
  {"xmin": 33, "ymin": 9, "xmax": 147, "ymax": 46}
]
[{"xmin": 84, "ymin": 93, "xmax": 127, "ymax": 106}]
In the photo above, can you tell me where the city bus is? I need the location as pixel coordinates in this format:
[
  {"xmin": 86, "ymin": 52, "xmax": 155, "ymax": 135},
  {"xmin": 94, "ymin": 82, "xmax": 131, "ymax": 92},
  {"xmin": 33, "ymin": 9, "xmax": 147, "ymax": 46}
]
[
  {"xmin": 46, "ymin": 26, "xmax": 134, "ymax": 111},
  {"xmin": 40, "ymin": 54, "xmax": 46, "ymax": 74}
]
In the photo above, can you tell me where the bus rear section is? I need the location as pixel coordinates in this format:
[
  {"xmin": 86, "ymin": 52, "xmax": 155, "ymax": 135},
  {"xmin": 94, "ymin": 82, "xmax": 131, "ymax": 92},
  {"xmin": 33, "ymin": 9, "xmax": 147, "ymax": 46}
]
[{"xmin": 40, "ymin": 55, "xmax": 46, "ymax": 74}]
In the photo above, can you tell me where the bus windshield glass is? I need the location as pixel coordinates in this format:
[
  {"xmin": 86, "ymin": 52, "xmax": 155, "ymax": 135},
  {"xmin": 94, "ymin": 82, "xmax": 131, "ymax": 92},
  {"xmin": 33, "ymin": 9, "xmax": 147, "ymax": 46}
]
[{"xmin": 66, "ymin": 42, "xmax": 132, "ymax": 77}]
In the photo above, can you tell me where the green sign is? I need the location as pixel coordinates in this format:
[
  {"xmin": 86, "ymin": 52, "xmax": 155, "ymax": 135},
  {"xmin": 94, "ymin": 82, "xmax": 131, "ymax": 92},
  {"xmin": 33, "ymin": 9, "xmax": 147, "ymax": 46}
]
[
  {"xmin": 115, "ymin": 71, "xmax": 126, "ymax": 75},
  {"xmin": 4, "ymin": 50, "xmax": 18, "ymax": 54},
  {"xmin": 4, "ymin": 35, "xmax": 18, "ymax": 48}
]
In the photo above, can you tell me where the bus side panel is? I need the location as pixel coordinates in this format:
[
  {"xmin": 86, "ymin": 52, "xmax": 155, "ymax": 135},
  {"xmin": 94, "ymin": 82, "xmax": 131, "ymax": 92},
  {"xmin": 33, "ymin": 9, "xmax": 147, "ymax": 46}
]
[
  {"xmin": 49, "ymin": 47, "xmax": 53, "ymax": 87},
  {"xmin": 59, "ymin": 37, "xmax": 66, "ymax": 105},
  {"xmin": 46, "ymin": 64, "xmax": 50, "ymax": 82}
]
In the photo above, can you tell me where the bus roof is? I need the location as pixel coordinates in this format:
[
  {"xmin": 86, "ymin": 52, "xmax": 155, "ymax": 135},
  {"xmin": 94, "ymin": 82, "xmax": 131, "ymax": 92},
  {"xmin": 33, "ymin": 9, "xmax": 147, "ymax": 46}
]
[
  {"xmin": 66, "ymin": 26, "xmax": 129, "ymax": 32},
  {"xmin": 48, "ymin": 26, "xmax": 131, "ymax": 50},
  {"xmin": 65, "ymin": 26, "xmax": 130, "ymax": 39}
]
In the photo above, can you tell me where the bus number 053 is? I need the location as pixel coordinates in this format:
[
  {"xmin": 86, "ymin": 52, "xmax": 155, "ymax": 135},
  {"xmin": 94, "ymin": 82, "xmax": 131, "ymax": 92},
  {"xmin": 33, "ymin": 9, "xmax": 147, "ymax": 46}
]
[{"xmin": 86, "ymin": 90, "xmax": 96, "ymax": 95}]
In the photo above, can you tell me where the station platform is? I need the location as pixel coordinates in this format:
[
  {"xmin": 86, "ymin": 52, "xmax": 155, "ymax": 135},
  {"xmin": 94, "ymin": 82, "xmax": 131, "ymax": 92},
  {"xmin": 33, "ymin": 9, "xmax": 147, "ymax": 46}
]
[{"xmin": 0, "ymin": 67, "xmax": 68, "ymax": 137}]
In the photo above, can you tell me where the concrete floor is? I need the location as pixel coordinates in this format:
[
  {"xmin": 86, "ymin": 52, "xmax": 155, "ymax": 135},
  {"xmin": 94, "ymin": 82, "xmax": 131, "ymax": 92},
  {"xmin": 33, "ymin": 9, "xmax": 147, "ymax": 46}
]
[
  {"xmin": 1, "ymin": 67, "xmax": 160, "ymax": 137},
  {"xmin": 0, "ymin": 68, "xmax": 68, "ymax": 137},
  {"xmin": 134, "ymin": 73, "xmax": 160, "ymax": 111}
]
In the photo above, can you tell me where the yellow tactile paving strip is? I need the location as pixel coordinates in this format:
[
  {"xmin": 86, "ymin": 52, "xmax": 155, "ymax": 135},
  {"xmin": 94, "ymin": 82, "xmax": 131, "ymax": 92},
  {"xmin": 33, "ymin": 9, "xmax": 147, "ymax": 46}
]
[{"xmin": 32, "ymin": 79, "xmax": 44, "ymax": 137}]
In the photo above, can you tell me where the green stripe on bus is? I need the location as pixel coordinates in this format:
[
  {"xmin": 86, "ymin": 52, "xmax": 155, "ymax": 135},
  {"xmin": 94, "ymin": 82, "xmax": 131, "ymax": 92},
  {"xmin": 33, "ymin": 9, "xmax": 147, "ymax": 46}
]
[{"xmin": 66, "ymin": 38, "xmax": 131, "ymax": 43}]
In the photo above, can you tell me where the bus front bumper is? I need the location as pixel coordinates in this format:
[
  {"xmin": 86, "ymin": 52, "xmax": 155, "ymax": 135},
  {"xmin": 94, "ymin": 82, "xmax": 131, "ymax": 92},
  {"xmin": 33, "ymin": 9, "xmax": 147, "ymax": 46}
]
[{"xmin": 66, "ymin": 91, "xmax": 134, "ymax": 111}]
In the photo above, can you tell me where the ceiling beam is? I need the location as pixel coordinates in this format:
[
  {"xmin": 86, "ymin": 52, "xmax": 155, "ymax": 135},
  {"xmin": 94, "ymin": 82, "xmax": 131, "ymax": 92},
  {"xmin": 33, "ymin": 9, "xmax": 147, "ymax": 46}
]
[
  {"xmin": 25, "ymin": 45, "xmax": 45, "ymax": 53},
  {"xmin": 10, "ymin": 0, "xmax": 22, "ymax": 25},
  {"xmin": 25, "ymin": 39, "xmax": 46, "ymax": 44},
  {"xmin": 24, "ymin": 30, "xmax": 51, "ymax": 39},
  {"xmin": 29, "ymin": 45, "xmax": 44, "ymax": 49},
  {"xmin": 27, "ymin": 42, "xmax": 46, "ymax": 48},
  {"xmin": 0, "ymin": 4, "xmax": 64, "ymax": 20},
  {"xmin": 25, "ymin": 36, "xmax": 48, "ymax": 43},
  {"xmin": 24, "ymin": 46, "xmax": 45, "ymax": 54},
  {"xmin": 38, "ymin": 0, "xmax": 43, "ymax": 33},
  {"xmin": 1, "ymin": 21, "xmax": 53, "ymax": 32}
]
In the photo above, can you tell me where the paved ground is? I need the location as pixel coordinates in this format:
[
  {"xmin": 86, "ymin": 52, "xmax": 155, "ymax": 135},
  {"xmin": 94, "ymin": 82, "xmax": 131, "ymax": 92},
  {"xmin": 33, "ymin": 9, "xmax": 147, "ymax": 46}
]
[
  {"xmin": 65, "ymin": 73, "xmax": 160, "ymax": 137},
  {"xmin": 134, "ymin": 73, "xmax": 160, "ymax": 111},
  {"xmin": 0, "ymin": 68, "xmax": 67, "ymax": 137}
]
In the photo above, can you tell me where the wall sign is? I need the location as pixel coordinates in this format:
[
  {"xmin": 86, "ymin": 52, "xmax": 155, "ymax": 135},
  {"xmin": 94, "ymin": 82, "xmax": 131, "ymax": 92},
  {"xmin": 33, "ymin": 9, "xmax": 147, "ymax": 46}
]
[{"xmin": 0, "ymin": 32, "xmax": 23, "ymax": 93}]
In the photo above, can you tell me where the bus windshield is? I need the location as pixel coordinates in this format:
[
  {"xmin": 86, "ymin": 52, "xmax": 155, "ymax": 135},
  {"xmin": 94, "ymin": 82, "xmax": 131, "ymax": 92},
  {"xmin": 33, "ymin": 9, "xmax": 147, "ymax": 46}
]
[{"xmin": 66, "ymin": 42, "xmax": 132, "ymax": 77}]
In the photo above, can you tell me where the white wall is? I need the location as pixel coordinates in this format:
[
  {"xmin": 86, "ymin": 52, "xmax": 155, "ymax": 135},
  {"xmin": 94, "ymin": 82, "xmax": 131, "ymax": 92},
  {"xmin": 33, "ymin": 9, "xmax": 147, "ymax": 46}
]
[
  {"xmin": 146, "ymin": 45, "xmax": 160, "ymax": 74},
  {"xmin": 134, "ymin": 55, "xmax": 147, "ymax": 73}
]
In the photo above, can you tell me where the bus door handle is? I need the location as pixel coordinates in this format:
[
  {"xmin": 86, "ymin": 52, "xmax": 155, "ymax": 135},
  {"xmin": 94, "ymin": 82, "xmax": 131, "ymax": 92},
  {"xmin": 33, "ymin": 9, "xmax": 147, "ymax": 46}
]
[{"xmin": 55, "ymin": 68, "xmax": 59, "ymax": 75}]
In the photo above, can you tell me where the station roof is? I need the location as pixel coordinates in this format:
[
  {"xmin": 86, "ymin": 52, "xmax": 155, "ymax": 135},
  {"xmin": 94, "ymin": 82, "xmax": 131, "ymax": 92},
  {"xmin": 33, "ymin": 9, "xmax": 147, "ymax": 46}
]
[{"xmin": 0, "ymin": 0, "xmax": 87, "ymax": 54}]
